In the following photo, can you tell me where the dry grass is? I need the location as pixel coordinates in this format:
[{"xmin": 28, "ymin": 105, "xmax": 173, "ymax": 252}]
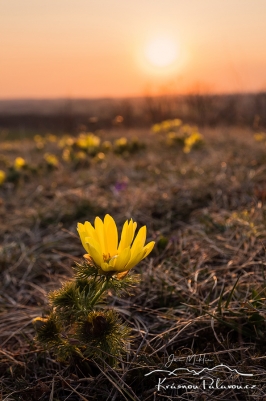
[{"xmin": 1, "ymin": 126, "xmax": 266, "ymax": 400}]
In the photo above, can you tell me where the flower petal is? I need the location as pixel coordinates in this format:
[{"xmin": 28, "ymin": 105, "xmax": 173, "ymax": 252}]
[
  {"xmin": 104, "ymin": 214, "xmax": 118, "ymax": 256},
  {"xmin": 86, "ymin": 242, "xmax": 103, "ymax": 267},
  {"xmin": 112, "ymin": 247, "xmax": 131, "ymax": 272},
  {"xmin": 124, "ymin": 249, "xmax": 145, "ymax": 271},
  {"xmin": 85, "ymin": 236, "xmax": 102, "ymax": 257},
  {"xmin": 126, "ymin": 219, "xmax": 135, "ymax": 248},
  {"xmin": 130, "ymin": 226, "xmax": 147, "ymax": 258},
  {"xmin": 117, "ymin": 220, "xmax": 129, "ymax": 252},
  {"xmin": 142, "ymin": 241, "xmax": 155, "ymax": 258},
  {"xmin": 132, "ymin": 222, "xmax": 137, "ymax": 241},
  {"xmin": 77, "ymin": 223, "xmax": 89, "ymax": 252},
  {"xmin": 84, "ymin": 221, "xmax": 99, "ymax": 243},
  {"xmin": 94, "ymin": 216, "xmax": 107, "ymax": 254},
  {"xmin": 101, "ymin": 261, "xmax": 112, "ymax": 271},
  {"xmin": 127, "ymin": 241, "xmax": 155, "ymax": 270}
]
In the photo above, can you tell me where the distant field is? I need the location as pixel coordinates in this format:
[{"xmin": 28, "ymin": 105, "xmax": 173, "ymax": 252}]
[
  {"xmin": 1, "ymin": 92, "xmax": 266, "ymax": 135},
  {"xmin": 1, "ymin": 125, "xmax": 266, "ymax": 400}
]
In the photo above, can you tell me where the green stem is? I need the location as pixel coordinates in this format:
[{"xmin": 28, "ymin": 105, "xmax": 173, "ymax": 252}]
[{"xmin": 90, "ymin": 279, "xmax": 109, "ymax": 307}]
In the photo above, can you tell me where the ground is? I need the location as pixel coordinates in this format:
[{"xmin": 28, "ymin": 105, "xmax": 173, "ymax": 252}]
[{"xmin": 0, "ymin": 125, "xmax": 266, "ymax": 400}]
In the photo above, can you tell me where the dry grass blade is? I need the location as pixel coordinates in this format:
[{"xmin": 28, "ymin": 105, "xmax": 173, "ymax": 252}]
[
  {"xmin": 58, "ymin": 376, "xmax": 90, "ymax": 401},
  {"xmin": 94, "ymin": 361, "xmax": 141, "ymax": 401}
]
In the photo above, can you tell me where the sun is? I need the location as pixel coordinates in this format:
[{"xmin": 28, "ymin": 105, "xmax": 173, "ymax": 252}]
[{"xmin": 145, "ymin": 36, "xmax": 178, "ymax": 68}]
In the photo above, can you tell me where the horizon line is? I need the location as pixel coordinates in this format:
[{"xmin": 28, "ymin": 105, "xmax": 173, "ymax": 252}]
[{"xmin": 0, "ymin": 89, "xmax": 266, "ymax": 102}]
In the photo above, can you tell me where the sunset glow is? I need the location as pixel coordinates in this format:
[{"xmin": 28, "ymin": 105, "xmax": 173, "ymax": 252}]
[
  {"xmin": 145, "ymin": 37, "xmax": 178, "ymax": 68},
  {"xmin": 1, "ymin": 0, "xmax": 266, "ymax": 98}
]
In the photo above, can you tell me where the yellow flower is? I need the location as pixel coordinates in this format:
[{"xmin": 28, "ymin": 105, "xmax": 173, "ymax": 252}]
[
  {"xmin": 172, "ymin": 118, "xmax": 182, "ymax": 127},
  {"xmin": 76, "ymin": 133, "xmax": 100, "ymax": 150},
  {"xmin": 14, "ymin": 157, "xmax": 26, "ymax": 170},
  {"xmin": 34, "ymin": 135, "xmax": 46, "ymax": 149},
  {"xmin": 183, "ymin": 132, "xmax": 204, "ymax": 153},
  {"xmin": 62, "ymin": 148, "xmax": 71, "ymax": 162},
  {"xmin": 58, "ymin": 136, "xmax": 74, "ymax": 148},
  {"xmin": 115, "ymin": 137, "xmax": 127, "ymax": 147},
  {"xmin": 46, "ymin": 134, "xmax": 57, "ymax": 142},
  {"xmin": 254, "ymin": 133, "xmax": 266, "ymax": 142},
  {"xmin": 85, "ymin": 133, "xmax": 100, "ymax": 148},
  {"xmin": 77, "ymin": 214, "xmax": 155, "ymax": 277},
  {"xmin": 76, "ymin": 151, "xmax": 87, "ymax": 160},
  {"xmin": 0, "ymin": 170, "xmax": 6, "ymax": 185},
  {"xmin": 44, "ymin": 153, "xmax": 59, "ymax": 167},
  {"xmin": 102, "ymin": 140, "xmax": 112, "ymax": 151},
  {"xmin": 181, "ymin": 124, "xmax": 192, "ymax": 135},
  {"xmin": 34, "ymin": 134, "xmax": 43, "ymax": 142},
  {"xmin": 95, "ymin": 152, "xmax": 105, "ymax": 160},
  {"xmin": 76, "ymin": 135, "xmax": 88, "ymax": 149},
  {"xmin": 152, "ymin": 123, "xmax": 161, "ymax": 133}
]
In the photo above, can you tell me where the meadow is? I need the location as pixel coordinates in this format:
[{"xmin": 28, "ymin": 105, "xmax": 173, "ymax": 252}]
[{"xmin": 1, "ymin": 120, "xmax": 266, "ymax": 400}]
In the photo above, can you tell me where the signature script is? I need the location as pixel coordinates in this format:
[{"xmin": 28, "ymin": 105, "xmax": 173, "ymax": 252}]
[{"xmin": 165, "ymin": 353, "xmax": 214, "ymax": 368}]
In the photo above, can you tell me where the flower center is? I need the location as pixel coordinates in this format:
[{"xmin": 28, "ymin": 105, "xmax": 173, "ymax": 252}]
[
  {"xmin": 103, "ymin": 253, "xmax": 118, "ymax": 264},
  {"xmin": 103, "ymin": 253, "xmax": 111, "ymax": 262}
]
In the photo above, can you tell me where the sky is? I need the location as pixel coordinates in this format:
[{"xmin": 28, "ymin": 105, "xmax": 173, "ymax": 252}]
[{"xmin": 1, "ymin": 0, "xmax": 266, "ymax": 99}]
